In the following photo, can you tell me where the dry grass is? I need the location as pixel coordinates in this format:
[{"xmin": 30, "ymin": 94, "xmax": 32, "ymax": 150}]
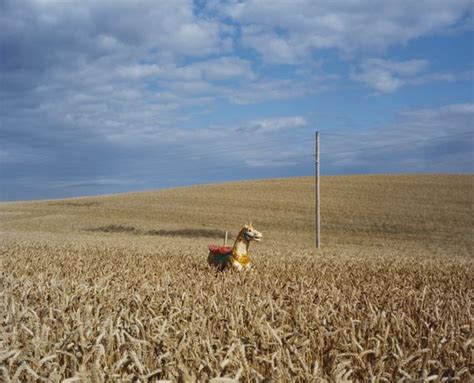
[{"xmin": 0, "ymin": 174, "xmax": 473, "ymax": 381}]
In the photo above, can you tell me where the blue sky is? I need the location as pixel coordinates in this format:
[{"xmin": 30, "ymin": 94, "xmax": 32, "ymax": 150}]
[{"xmin": 1, "ymin": 0, "xmax": 473, "ymax": 201}]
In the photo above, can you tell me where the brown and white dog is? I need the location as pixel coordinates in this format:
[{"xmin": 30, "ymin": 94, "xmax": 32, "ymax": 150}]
[{"xmin": 208, "ymin": 223, "xmax": 263, "ymax": 271}]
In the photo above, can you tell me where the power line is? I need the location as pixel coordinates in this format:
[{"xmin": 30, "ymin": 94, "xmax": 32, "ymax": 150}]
[
  {"xmin": 101, "ymin": 130, "xmax": 473, "ymax": 182},
  {"xmin": 320, "ymin": 131, "xmax": 473, "ymax": 158}
]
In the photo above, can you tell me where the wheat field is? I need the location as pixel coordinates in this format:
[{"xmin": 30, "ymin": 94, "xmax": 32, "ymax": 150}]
[{"xmin": 1, "ymin": 175, "xmax": 473, "ymax": 382}]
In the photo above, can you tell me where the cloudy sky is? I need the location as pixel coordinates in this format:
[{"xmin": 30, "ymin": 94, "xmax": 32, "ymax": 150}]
[{"xmin": 1, "ymin": 0, "xmax": 473, "ymax": 201}]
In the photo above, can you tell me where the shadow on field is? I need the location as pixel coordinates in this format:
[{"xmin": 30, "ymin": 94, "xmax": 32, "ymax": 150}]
[
  {"xmin": 91, "ymin": 225, "xmax": 136, "ymax": 233},
  {"xmin": 50, "ymin": 201, "xmax": 101, "ymax": 207},
  {"xmin": 89, "ymin": 224, "xmax": 229, "ymax": 239},
  {"xmin": 146, "ymin": 228, "xmax": 229, "ymax": 238}
]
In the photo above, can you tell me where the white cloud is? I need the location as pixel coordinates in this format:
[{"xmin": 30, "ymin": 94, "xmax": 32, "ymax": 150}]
[
  {"xmin": 212, "ymin": 0, "xmax": 473, "ymax": 64},
  {"xmin": 241, "ymin": 30, "xmax": 303, "ymax": 64},
  {"xmin": 1, "ymin": 0, "xmax": 229, "ymax": 77},
  {"xmin": 351, "ymin": 58, "xmax": 464, "ymax": 93},
  {"xmin": 238, "ymin": 116, "xmax": 307, "ymax": 134},
  {"xmin": 116, "ymin": 64, "xmax": 163, "ymax": 79},
  {"xmin": 352, "ymin": 58, "xmax": 430, "ymax": 93},
  {"xmin": 180, "ymin": 115, "xmax": 309, "ymax": 168},
  {"xmin": 112, "ymin": 114, "xmax": 308, "ymax": 151},
  {"xmin": 194, "ymin": 57, "xmax": 256, "ymax": 81},
  {"xmin": 171, "ymin": 115, "xmax": 307, "ymax": 140},
  {"xmin": 117, "ymin": 57, "xmax": 255, "ymax": 81},
  {"xmin": 224, "ymin": 76, "xmax": 333, "ymax": 105}
]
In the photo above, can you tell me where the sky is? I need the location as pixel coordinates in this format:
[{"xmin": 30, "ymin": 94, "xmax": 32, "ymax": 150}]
[{"xmin": 1, "ymin": 0, "xmax": 473, "ymax": 201}]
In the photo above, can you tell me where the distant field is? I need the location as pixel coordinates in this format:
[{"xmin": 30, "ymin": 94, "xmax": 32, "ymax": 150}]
[{"xmin": 1, "ymin": 175, "xmax": 472, "ymax": 381}]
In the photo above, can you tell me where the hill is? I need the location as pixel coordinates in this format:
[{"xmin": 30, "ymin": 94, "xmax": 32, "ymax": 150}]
[
  {"xmin": 1, "ymin": 175, "xmax": 472, "ymax": 381},
  {"xmin": 2, "ymin": 174, "xmax": 472, "ymax": 251}
]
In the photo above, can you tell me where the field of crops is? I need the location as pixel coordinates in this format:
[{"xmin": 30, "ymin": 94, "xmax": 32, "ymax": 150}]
[{"xmin": 1, "ymin": 175, "xmax": 472, "ymax": 382}]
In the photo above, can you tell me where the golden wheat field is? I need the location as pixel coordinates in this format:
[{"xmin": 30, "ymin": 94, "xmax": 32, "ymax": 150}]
[{"xmin": 0, "ymin": 174, "xmax": 473, "ymax": 382}]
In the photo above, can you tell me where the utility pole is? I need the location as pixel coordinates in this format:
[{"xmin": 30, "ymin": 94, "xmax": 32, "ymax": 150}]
[{"xmin": 315, "ymin": 131, "xmax": 320, "ymax": 249}]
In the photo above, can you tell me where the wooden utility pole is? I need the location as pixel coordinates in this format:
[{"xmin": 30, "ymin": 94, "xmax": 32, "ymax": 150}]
[{"xmin": 315, "ymin": 131, "xmax": 321, "ymax": 249}]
